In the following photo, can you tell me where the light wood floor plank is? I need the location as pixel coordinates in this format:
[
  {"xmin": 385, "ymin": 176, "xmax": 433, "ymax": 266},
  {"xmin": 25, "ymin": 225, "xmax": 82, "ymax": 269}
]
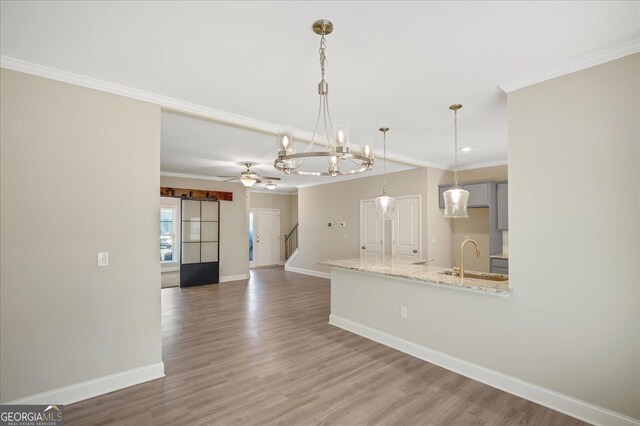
[{"xmin": 65, "ymin": 267, "xmax": 587, "ymax": 425}]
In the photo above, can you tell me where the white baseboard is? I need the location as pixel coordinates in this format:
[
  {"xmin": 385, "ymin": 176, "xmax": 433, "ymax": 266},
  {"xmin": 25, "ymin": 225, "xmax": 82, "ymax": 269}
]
[
  {"xmin": 284, "ymin": 248, "xmax": 299, "ymax": 267},
  {"xmin": 283, "ymin": 249, "xmax": 330, "ymax": 279},
  {"xmin": 329, "ymin": 315, "xmax": 639, "ymax": 426},
  {"xmin": 219, "ymin": 273, "xmax": 249, "ymax": 283},
  {"xmin": 285, "ymin": 265, "xmax": 330, "ymax": 279},
  {"xmin": 5, "ymin": 362, "xmax": 165, "ymax": 406}
]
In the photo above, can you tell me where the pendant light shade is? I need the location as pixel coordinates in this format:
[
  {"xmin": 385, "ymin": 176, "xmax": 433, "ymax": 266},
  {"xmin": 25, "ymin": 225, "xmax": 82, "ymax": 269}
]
[
  {"xmin": 375, "ymin": 193, "xmax": 397, "ymax": 220},
  {"xmin": 443, "ymin": 186, "xmax": 469, "ymax": 218},
  {"xmin": 443, "ymin": 104, "xmax": 469, "ymax": 219},
  {"xmin": 375, "ymin": 127, "xmax": 395, "ymax": 220}
]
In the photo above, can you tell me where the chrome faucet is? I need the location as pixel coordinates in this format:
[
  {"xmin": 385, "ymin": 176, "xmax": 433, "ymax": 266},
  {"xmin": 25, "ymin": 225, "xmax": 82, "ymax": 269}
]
[{"xmin": 456, "ymin": 238, "xmax": 481, "ymax": 280}]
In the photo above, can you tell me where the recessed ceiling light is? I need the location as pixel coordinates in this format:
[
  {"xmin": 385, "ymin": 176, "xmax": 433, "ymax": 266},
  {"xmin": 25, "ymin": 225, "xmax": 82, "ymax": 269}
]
[{"xmin": 461, "ymin": 147, "xmax": 472, "ymax": 152}]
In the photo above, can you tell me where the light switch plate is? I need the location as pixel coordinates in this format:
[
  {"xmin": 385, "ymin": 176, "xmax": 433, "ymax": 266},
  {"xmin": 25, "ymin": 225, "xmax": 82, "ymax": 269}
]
[{"xmin": 97, "ymin": 252, "xmax": 109, "ymax": 266}]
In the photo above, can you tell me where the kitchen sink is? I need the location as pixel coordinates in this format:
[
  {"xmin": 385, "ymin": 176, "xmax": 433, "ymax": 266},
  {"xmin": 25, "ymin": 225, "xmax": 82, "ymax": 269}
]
[{"xmin": 439, "ymin": 270, "xmax": 508, "ymax": 282}]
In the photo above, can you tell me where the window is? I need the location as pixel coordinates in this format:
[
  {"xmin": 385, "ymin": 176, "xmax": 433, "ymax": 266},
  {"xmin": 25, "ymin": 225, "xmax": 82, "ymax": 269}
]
[{"xmin": 160, "ymin": 206, "xmax": 177, "ymax": 263}]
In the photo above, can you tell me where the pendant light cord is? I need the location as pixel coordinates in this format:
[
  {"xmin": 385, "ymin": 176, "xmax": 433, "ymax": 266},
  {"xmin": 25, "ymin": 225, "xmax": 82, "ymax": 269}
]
[
  {"xmin": 382, "ymin": 129, "xmax": 388, "ymax": 195},
  {"xmin": 453, "ymin": 107, "xmax": 459, "ymax": 187}
]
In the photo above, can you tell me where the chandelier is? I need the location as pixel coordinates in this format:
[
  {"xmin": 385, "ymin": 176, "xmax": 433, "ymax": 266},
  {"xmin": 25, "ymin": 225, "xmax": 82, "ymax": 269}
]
[{"xmin": 274, "ymin": 20, "xmax": 375, "ymax": 176}]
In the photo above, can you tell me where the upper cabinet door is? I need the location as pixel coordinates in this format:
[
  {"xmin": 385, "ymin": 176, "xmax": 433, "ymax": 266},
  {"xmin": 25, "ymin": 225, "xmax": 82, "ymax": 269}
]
[
  {"xmin": 497, "ymin": 183, "xmax": 508, "ymax": 230},
  {"xmin": 463, "ymin": 183, "xmax": 490, "ymax": 207}
]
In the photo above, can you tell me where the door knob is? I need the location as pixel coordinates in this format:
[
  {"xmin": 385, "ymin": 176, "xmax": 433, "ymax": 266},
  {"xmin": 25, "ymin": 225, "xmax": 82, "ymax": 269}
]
[
  {"xmin": 413, "ymin": 249, "xmax": 418, "ymax": 253},
  {"xmin": 361, "ymin": 246, "xmax": 366, "ymax": 249}
]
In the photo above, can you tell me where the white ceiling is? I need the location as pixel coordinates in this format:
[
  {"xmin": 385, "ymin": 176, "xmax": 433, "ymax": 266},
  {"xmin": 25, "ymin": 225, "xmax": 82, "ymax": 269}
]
[
  {"xmin": 161, "ymin": 110, "xmax": 414, "ymax": 193},
  {"xmin": 1, "ymin": 1, "xmax": 638, "ymax": 191}
]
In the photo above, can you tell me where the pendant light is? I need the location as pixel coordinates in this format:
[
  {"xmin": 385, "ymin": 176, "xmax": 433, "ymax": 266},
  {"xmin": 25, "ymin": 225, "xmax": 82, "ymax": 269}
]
[
  {"xmin": 443, "ymin": 104, "xmax": 469, "ymax": 218},
  {"xmin": 375, "ymin": 127, "xmax": 396, "ymax": 219}
]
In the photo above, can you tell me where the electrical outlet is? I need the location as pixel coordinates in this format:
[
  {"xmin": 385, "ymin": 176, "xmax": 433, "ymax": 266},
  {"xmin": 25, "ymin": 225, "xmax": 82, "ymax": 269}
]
[
  {"xmin": 97, "ymin": 252, "xmax": 109, "ymax": 267},
  {"xmin": 400, "ymin": 306, "xmax": 407, "ymax": 319}
]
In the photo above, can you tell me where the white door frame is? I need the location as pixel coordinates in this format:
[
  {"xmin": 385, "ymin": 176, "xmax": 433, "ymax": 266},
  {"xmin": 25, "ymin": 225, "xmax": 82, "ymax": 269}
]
[
  {"xmin": 391, "ymin": 194, "xmax": 422, "ymax": 258},
  {"xmin": 250, "ymin": 208, "xmax": 280, "ymax": 268},
  {"xmin": 360, "ymin": 198, "xmax": 384, "ymax": 260}
]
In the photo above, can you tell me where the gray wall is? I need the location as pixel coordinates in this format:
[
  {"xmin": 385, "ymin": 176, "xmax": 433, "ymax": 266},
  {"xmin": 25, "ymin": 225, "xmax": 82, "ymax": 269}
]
[
  {"xmin": 0, "ymin": 69, "xmax": 163, "ymax": 402},
  {"xmin": 160, "ymin": 176, "xmax": 249, "ymax": 278},
  {"xmin": 331, "ymin": 54, "xmax": 640, "ymax": 420}
]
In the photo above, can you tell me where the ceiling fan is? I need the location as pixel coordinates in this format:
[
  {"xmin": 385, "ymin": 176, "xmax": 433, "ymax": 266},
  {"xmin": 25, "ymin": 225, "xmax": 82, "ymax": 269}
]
[{"xmin": 217, "ymin": 162, "xmax": 281, "ymax": 188}]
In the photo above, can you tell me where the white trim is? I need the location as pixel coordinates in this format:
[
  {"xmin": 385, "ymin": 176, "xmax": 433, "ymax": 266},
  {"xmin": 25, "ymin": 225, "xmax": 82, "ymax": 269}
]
[
  {"xmin": 0, "ymin": 56, "xmax": 439, "ymax": 170},
  {"xmin": 284, "ymin": 248, "xmax": 300, "ymax": 268},
  {"xmin": 161, "ymin": 266, "xmax": 179, "ymax": 273},
  {"xmin": 456, "ymin": 160, "xmax": 509, "ymax": 171},
  {"xmin": 284, "ymin": 265, "xmax": 331, "ymax": 280},
  {"xmin": 499, "ymin": 39, "xmax": 640, "ymax": 93},
  {"xmin": 5, "ymin": 362, "xmax": 165, "ymax": 406},
  {"xmin": 391, "ymin": 194, "xmax": 422, "ymax": 260},
  {"xmin": 219, "ymin": 273, "xmax": 249, "ymax": 283},
  {"xmin": 251, "ymin": 208, "xmax": 281, "ymax": 268},
  {"xmin": 329, "ymin": 315, "xmax": 639, "ymax": 426}
]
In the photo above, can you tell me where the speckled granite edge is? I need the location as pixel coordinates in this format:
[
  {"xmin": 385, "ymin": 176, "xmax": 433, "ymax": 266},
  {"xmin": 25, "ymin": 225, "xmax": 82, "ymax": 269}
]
[{"xmin": 320, "ymin": 259, "xmax": 512, "ymax": 296}]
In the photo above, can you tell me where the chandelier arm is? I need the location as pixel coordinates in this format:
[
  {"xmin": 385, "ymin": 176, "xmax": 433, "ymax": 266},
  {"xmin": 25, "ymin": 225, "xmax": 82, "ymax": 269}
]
[
  {"xmin": 304, "ymin": 94, "xmax": 324, "ymax": 153},
  {"xmin": 324, "ymin": 92, "xmax": 335, "ymax": 141},
  {"xmin": 321, "ymin": 95, "xmax": 332, "ymax": 151}
]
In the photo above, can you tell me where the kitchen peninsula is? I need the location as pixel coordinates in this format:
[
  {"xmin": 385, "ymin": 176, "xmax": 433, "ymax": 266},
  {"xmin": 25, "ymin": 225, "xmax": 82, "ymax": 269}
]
[{"xmin": 321, "ymin": 258, "xmax": 511, "ymax": 296}]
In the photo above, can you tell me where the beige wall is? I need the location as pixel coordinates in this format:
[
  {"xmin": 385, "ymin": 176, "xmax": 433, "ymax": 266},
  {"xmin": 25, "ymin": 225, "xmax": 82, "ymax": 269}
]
[
  {"xmin": 332, "ymin": 54, "xmax": 640, "ymax": 420},
  {"xmin": 250, "ymin": 192, "xmax": 296, "ymax": 261},
  {"xmin": 0, "ymin": 69, "xmax": 162, "ymax": 402},
  {"xmin": 290, "ymin": 194, "xmax": 298, "ymax": 229},
  {"xmin": 457, "ymin": 164, "xmax": 508, "ymax": 182},
  {"xmin": 292, "ymin": 168, "xmax": 432, "ymax": 274},
  {"xmin": 446, "ymin": 165, "xmax": 509, "ymax": 272},
  {"xmin": 426, "ymin": 167, "xmax": 454, "ymax": 268},
  {"xmin": 508, "ymin": 53, "xmax": 639, "ymax": 418},
  {"xmin": 160, "ymin": 176, "xmax": 249, "ymax": 278}
]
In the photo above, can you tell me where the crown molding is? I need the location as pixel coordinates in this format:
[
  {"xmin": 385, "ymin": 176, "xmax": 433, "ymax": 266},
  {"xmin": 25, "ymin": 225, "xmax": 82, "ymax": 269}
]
[
  {"xmin": 499, "ymin": 39, "xmax": 640, "ymax": 93},
  {"xmin": 160, "ymin": 172, "xmax": 297, "ymax": 194},
  {"xmin": 456, "ymin": 159, "xmax": 508, "ymax": 171},
  {"xmin": 0, "ymin": 56, "xmax": 439, "ymax": 170}
]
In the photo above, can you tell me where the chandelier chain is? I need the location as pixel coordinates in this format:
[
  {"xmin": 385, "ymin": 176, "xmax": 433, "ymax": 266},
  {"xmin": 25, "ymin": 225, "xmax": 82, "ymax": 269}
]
[{"xmin": 319, "ymin": 34, "xmax": 328, "ymax": 82}]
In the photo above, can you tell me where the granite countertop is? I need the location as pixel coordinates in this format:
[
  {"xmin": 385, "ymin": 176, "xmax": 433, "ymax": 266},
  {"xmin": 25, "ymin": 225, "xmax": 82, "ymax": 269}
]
[
  {"xmin": 320, "ymin": 258, "xmax": 511, "ymax": 296},
  {"xmin": 490, "ymin": 253, "xmax": 509, "ymax": 259}
]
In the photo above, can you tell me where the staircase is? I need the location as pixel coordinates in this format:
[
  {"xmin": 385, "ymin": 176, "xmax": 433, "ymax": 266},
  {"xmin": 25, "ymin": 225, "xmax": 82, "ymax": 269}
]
[{"xmin": 284, "ymin": 223, "xmax": 298, "ymax": 260}]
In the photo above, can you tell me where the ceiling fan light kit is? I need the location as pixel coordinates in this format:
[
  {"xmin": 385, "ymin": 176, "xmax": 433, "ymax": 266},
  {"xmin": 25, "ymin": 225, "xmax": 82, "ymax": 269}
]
[
  {"xmin": 219, "ymin": 163, "xmax": 281, "ymax": 189},
  {"xmin": 273, "ymin": 19, "xmax": 374, "ymax": 177}
]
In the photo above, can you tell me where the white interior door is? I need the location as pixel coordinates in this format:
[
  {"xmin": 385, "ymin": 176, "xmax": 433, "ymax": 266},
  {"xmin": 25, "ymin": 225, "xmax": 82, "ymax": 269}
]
[
  {"xmin": 392, "ymin": 196, "xmax": 420, "ymax": 261},
  {"xmin": 360, "ymin": 200, "xmax": 383, "ymax": 261},
  {"xmin": 255, "ymin": 209, "xmax": 280, "ymax": 267}
]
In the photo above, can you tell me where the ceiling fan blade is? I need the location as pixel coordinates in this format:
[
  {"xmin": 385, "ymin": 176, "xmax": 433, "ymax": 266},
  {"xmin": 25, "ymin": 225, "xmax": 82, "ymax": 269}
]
[
  {"xmin": 217, "ymin": 176, "xmax": 240, "ymax": 178},
  {"xmin": 222, "ymin": 177, "xmax": 239, "ymax": 182},
  {"xmin": 258, "ymin": 176, "xmax": 282, "ymax": 181}
]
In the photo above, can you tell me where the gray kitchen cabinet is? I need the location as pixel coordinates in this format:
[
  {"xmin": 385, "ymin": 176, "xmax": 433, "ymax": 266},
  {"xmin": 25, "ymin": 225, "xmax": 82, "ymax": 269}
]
[
  {"xmin": 490, "ymin": 257, "xmax": 508, "ymax": 275},
  {"xmin": 497, "ymin": 182, "xmax": 508, "ymax": 230},
  {"xmin": 438, "ymin": 182, "xmax": 492, "ymax": 208}
]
